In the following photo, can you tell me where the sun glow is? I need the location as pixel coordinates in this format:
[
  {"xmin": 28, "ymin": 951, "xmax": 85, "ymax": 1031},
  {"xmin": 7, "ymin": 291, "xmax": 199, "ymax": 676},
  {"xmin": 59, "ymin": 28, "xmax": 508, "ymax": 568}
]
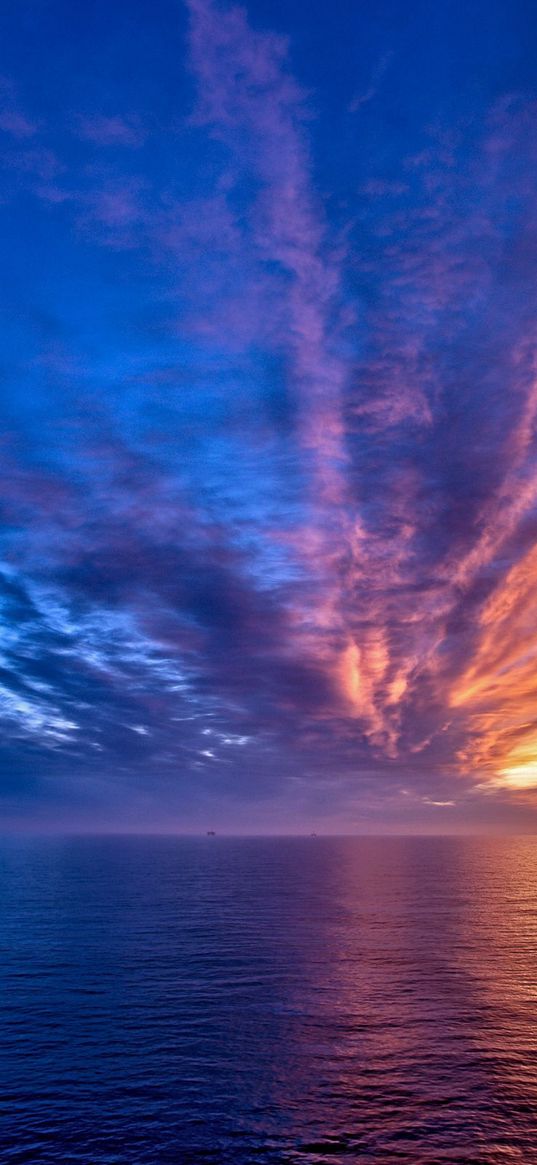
[{"xmin": 495, "ymin": 764, "xmax": 537, "ymax": 791}]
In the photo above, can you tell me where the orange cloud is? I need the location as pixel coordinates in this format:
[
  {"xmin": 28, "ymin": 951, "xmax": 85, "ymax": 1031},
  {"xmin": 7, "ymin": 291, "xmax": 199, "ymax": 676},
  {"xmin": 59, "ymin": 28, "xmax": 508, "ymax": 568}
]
[{"xmin": 451, "ymin": 541, "xmax": 537, "ymax": 789}]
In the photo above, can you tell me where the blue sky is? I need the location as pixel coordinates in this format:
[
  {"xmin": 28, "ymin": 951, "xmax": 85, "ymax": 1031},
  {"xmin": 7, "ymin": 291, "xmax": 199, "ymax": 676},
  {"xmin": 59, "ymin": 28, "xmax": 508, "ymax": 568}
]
[{"xmin": 2, "ymin": 0, "xmax": 537, "ymax": 832}]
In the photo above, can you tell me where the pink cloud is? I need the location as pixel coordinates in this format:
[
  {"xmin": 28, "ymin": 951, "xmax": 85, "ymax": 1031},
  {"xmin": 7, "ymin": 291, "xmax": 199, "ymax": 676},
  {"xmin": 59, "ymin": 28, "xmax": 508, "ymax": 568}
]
[
  {"xmin": 0, "ymin": 110, "xmax": 37, "ymax": 139},
  {"xmin": 0, "ymin": 76, "xmax": 38, "ymax": 139},
  {"xmin": 77, "ymin": 115, "xmax": 146, "ymax": 148}
]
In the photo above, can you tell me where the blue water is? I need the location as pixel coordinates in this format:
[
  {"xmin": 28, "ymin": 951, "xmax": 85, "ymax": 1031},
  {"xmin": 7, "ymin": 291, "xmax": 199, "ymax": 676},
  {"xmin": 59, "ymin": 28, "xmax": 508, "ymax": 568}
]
[{"xmin": 1, "ymin": 836, "xmax": 537, "ymax": 1163}]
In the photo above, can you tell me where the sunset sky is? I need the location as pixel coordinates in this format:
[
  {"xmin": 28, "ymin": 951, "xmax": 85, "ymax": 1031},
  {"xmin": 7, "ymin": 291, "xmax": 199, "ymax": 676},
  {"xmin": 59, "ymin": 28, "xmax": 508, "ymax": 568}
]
[{"xmin": 2, "ymin": 0, "xmax": 537, "ymax": 832}]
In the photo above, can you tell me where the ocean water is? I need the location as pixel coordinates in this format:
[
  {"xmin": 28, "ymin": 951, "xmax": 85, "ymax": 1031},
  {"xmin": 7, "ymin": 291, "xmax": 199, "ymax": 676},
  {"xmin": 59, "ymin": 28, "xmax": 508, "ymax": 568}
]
[{"xmin": 1, "ymin": 836, "xmax": 537, "ymax": 1164}]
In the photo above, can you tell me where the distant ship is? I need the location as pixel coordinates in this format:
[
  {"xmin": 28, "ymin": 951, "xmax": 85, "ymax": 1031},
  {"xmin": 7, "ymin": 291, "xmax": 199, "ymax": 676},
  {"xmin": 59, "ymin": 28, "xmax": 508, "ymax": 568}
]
[{"xmin": 206, "ymin": 830, "xmax": 216, "ymax": 836}]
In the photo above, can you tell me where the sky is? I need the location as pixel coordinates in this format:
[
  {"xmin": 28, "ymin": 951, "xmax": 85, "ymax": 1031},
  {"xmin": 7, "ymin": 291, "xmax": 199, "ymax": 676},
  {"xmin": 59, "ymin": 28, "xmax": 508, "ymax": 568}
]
[{"xmin": 2, "ymin": 0, "xmax": 537, "ymax": 833}]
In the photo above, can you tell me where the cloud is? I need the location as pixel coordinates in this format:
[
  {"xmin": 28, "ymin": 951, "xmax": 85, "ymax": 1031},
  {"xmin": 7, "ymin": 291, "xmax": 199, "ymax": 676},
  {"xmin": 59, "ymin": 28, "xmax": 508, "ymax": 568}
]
[
  {"xmin": 0, "ymin": 76, "xmax": 38, "ymax": 138},
  {"xmin": 77, "ymin": 115, "xmax": 146, "ymax": 148}
]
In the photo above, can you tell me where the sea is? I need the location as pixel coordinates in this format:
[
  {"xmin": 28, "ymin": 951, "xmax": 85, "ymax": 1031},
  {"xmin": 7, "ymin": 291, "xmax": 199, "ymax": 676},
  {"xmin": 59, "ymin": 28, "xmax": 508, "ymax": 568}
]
[{"xmin": 1, "ymin": 835, "xmax": 537, "ymax": 1164}]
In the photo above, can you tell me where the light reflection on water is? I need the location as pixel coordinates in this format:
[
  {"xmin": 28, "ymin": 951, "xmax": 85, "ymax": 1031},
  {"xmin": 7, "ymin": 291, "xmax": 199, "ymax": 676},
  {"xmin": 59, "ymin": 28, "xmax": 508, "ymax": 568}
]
[{"xmin": 1, "ymin": 836, "xmax": 537, "ymax": 1162}]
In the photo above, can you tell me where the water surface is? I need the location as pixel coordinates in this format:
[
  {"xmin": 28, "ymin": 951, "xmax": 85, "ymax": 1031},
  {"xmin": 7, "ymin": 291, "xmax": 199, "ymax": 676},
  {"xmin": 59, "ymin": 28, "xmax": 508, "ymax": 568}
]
[{"xmin": 1, "ymin": 836, "xmax": 537, "ymax": 1163}]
